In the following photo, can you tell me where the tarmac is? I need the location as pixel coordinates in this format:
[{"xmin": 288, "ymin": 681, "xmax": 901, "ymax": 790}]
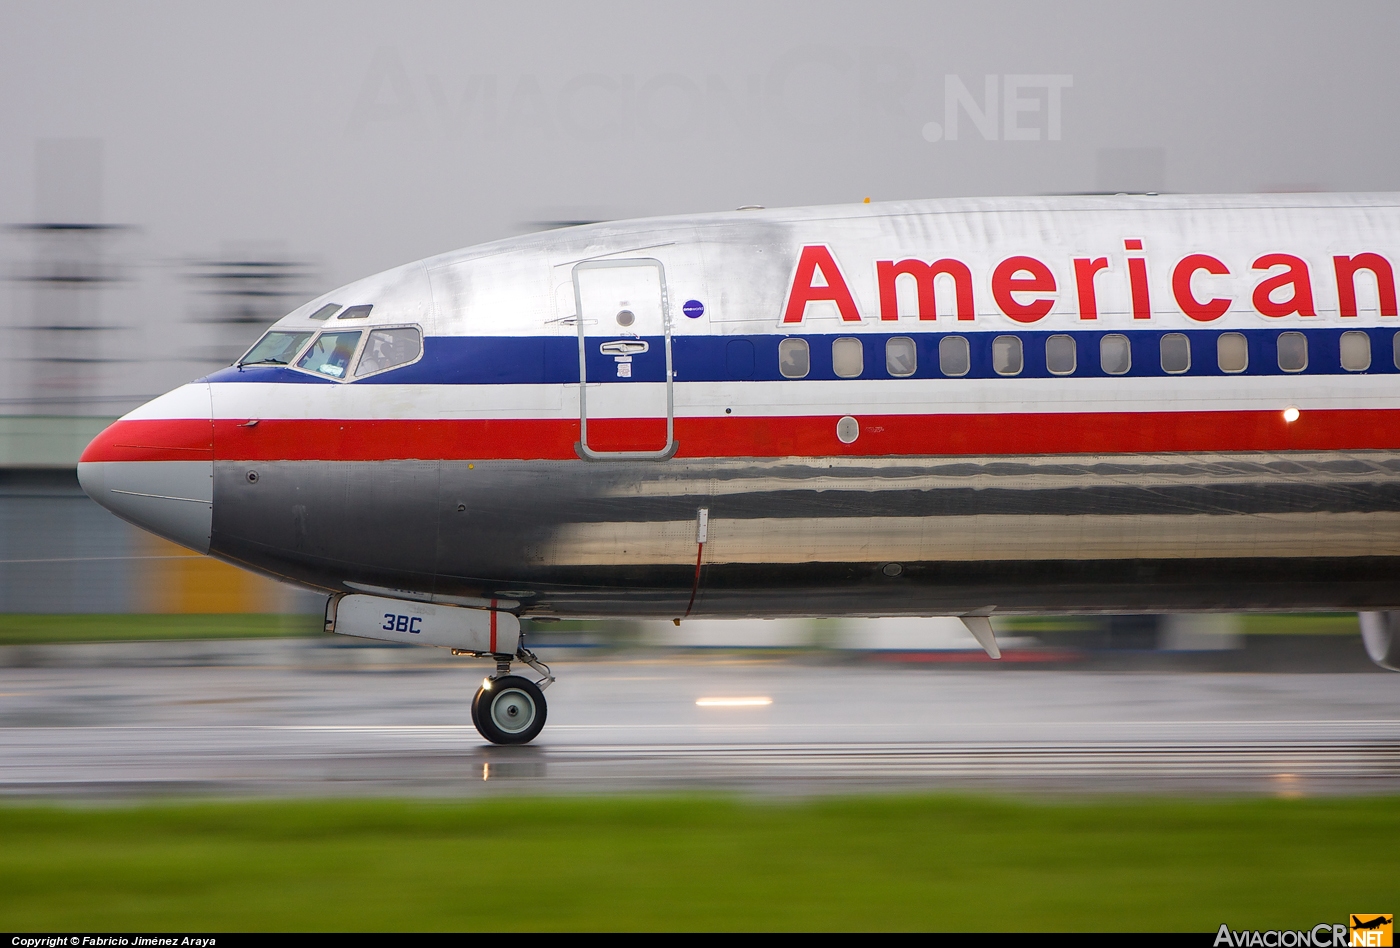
[{"xmin": 1, "ymin": 639, "xmax": 1398, "ymax": 798}]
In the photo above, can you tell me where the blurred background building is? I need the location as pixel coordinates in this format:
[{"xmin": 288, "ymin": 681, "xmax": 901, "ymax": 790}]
[{"xmin": 0, "ymin": 138, "xmax": 320, "ymax": 614}]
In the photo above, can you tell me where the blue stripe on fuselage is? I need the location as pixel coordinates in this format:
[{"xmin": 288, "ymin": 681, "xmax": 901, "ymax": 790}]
[{"xmin": 203, "ymin": 327, "xmax": 1400, "ymax": 386}]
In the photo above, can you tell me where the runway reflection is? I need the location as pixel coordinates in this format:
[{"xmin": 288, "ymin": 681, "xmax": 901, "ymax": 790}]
[{"xmin": 0, "ymin": 647, "xmax": 1396, "ymax": 798}]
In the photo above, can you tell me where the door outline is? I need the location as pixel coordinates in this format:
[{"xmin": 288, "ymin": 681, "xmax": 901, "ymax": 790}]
[{"xmin": 574, "ymin": 257, "xmax": 677, "ymax": 461}]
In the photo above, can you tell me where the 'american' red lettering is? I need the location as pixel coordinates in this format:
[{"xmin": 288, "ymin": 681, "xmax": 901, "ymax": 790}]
[
  {"xmin": 1173, "ymin": 254, "xmax": 1231, "ymax": 322},
  {"xmin": 992, "ymin": 256, "xmax": 1056, "ymax": 323},
  {"xmin": 1073, "ymin": 257, "xmax": 1109, "ymax": 320},
  {"xmin": 1334, "ymin": 253, "xmax": 1398, "ymax": 317},
  {"xmin": 876, "ymin": 258, "xmax": 975, "ymax": 321},
  {"xmin": 782, "ymin": 245, "xmax": 861, "ymax": 324},
  {"xmin": 1125, "ymin": 240, "xmax": 1152, "ymax": 319},
  {"xmin": 1252, "ymin": 254, "xmax": 1316, "ymax": 318},
  {"xmin": 781, "ymin": 244, "xmax": 1397, "ymax": 326}
]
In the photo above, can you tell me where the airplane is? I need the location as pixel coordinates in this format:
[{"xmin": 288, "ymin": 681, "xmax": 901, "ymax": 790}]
[
  {"xmin": 1351, "ymin": 916, "xmax": 1392, "ymax": 931},
  {"xmin": 77, "ymin": 192, "xmax": 1400, "ymax": 744}
]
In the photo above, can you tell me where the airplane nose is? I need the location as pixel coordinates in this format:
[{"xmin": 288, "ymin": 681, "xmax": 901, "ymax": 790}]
[{"xmin": 77, "ymin": 382, "xmax": 214, "ymax": 554}]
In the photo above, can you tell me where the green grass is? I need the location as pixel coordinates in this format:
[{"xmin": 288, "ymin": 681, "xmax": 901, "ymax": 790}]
[
  {"xmin": 0, "ymin": 612, "xmax": 1363, "ymax": 648},
  {"xmin": 0, "ymin": 795, "xmax": 1393, "ymax": 931},
  {"xmin": 0, "ymin": 613, "xmax": 321, "ymax": 646},
  {"xmin": 1000, "ymin": 613, "xmax": 1360, "ymax": 636}
]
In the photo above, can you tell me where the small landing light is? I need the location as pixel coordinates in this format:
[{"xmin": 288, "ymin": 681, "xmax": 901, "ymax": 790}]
[
  {"xmin": 696, "ymin": 697, "xmax": 772, "ymax": 707},
  {"xmin": 1283, "ymin": 406, "xmax": 1301, "ymax": 423}
]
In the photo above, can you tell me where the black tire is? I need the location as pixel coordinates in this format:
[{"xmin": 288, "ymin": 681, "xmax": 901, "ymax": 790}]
[{"xmin": 471, "ymin": 675, "xmax": 547, "ymax": 745}]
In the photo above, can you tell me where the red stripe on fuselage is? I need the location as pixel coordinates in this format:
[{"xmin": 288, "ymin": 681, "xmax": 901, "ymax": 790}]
[
  {"xmin": 78, "ymin": 410, "xmax": 1400, "ymax": 462},
  {"xmin": 79, "ymin": 418, "xmax": 213, "ymax": 463},
  {"xmin": 211, "ymin": 418, "xmax": 578, "ymax": 462}
]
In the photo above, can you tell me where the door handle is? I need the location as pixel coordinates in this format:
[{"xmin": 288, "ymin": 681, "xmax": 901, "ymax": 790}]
[{"xmin": 599, "ymin": 340, "xmax": 649, "ymax": 355}]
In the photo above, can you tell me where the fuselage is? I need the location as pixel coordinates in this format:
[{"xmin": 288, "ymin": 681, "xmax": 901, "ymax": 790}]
[{"xmin": 78, "ymin": 193, "xmax": 1400, "ymax": 618}]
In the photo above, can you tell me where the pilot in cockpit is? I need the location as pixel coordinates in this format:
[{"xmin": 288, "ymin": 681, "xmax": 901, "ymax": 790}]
[
  {"xmin": 355, "ymin": 328, "xmax": 421, "ymax": 377},
  {"xmin": 323, "ymin": 335, "xmax": 359, "ymax": 377}
]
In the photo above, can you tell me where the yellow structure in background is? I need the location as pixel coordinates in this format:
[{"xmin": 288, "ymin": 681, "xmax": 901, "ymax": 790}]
[{"xmin": 139, "ymin": 534, "xmax": 294, "ymax": 613}]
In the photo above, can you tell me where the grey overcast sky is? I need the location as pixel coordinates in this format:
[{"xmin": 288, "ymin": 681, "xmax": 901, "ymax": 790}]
[{"xmin": 3, "ymin": 0, "xmax": 1399, "ymax": 287}]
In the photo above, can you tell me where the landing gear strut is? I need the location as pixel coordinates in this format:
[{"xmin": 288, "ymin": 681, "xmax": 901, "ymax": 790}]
[{"xmin": 468, "ymin": 647, "xmax": 555, "ymax": 745}]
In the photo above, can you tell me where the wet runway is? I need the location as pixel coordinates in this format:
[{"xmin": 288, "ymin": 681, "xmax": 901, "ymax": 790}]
[{"xmin": 2, "ymin": 641, "xmax": 1399, "ymax": 797}]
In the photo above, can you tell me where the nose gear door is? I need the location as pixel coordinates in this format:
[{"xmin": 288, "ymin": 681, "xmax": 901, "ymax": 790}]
[{"xmin": 574, "ymin": 258, "xmax": 676, "ymax": 459}]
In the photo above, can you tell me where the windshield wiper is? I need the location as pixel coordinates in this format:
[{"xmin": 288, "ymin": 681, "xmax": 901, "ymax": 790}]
[{"xmin": 237, "ymin": 358, "xmax": 291, "ymax": 368}]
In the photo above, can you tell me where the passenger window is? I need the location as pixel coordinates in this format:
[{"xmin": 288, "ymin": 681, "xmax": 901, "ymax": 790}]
[
  {"xmin": 1340, "ymin": 331, "xmax": 1371, "ymax": 372},
  {"xmin": 355, "ymin": 327, "xmax": 423, "ymax": 377},
  {"xmin": 308, "ymin": 303, "xmax": 340, "ymax": 320},
  {"xmin": 1394, "ymin": 332, "xmax": 1400, "ymax": 370},
  {"xmin": 939, "ymin": 336, "xmax": 969, "ymax": 377},
  {"xmin": 1218, "ymin": 332, "xmax": 1248, "ymax": 373},
  {"xmin": 239, "ymin": 331, "xmax": 313, "ymax": 367},
  {"xmin": 297, "ymin": 330, "xmax": 362, "ymax": 379},
  {"xmin": 779, "ymin": 338, "xmax": 810, "ymax": 379},
  {"xmin": 832, "ymin": 337, "xmax": 864, "ymax": 378},
  {"xmin": 886, "ymin": 336, "xmax": 916, "ymax": 377},
  {"xmin": 1277, "ymin": 331, "xmax": 1307, "ymax": 372},
  {"xmin": 993, "ymin": 335, "xmax": 1023, "ymax": 376},
  {"xmin": 337, "ymin": 304, "xmax": 373, "ymax": 320},
  {"xmin": 1100, "ymin": 334, "xmax": 1131, "ymax": 375},
  {"xmin": 1046, "ymin": 334, "xmax": 1076, "ymax": 375},
  {"xmin": 1160, "ymin": 333, "xmax": 1190, "ymax": 374}
]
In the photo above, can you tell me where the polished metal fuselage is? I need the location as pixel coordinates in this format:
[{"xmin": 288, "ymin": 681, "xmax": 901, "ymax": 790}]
[
  {"xmin": 208, "ymin": 451, "xmax": 1400, "ymax": 617},
  {"xmin": 80, "ymin": 193, "xmax": 1400, "ymax": 619}
]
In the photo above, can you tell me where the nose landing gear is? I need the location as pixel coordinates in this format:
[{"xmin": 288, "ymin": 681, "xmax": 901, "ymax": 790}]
[{"xmin": 469, "ymin": 648, "xmax": 554, "ymax": 745}]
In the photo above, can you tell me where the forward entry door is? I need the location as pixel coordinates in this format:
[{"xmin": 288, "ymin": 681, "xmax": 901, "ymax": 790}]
[{"xmin": 575, "ymin": 258, "xmax": 675, "ymax": 459}]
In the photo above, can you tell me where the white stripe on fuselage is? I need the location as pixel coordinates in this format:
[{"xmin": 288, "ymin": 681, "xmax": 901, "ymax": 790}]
[{"xmin": 186, "ymin": 375, "xmax": 1398, "ymax": 423}]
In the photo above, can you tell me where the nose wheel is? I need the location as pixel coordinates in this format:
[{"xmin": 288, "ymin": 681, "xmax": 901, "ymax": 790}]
[{"xmin": 471, "ymin": 675, "xmax": 547, "ymax": 745}]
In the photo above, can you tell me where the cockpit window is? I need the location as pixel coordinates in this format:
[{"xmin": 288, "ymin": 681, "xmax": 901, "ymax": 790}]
[
  {"xmin": 337, "ymin": 304, "xmax": 373, "ymax": 319},
  {"xmin": 297, "ymin": 330, "xmax": 362, "ymax": 378},
  {"xmin": 308, "ymin": 303, "xmax": 340, "ymax": 320},
  {"xmin": 355, "ymin": 327, "xmax": 423, "ymax": 377},
  {"xmin": 238, "ymin": 331, "xmax": 313, "ymax": 367}
]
